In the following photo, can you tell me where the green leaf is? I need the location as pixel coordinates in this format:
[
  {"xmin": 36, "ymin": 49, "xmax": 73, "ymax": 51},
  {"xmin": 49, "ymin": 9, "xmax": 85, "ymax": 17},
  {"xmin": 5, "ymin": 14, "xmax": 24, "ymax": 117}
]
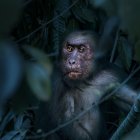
[
  {"xmin": 23, "ymin": 46, "xmax": 48, "ymax": 61},
  {"xmin": 24, "ymin": 47, "xmax": 52, "ymax": 101},
  {"xmin": 26, "ymin": 62, "xmax": 51, "ymax": 101},
  {"xmin": 24, "ymin": 46, "xmax": 52, "ymax": 73}
]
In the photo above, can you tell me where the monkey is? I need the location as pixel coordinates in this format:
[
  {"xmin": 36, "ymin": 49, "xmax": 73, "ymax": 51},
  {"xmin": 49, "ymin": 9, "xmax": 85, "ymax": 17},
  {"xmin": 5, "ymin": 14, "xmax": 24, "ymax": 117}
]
[{"xmin": 47, "ymin": 20, "xmax": 138, "ymax": 140}]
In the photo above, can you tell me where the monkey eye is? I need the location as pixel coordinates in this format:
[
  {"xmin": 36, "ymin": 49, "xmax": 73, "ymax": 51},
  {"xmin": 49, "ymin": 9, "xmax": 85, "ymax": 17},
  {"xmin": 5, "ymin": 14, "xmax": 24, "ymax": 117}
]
[
  {"xmin": 78, "ymin": 45, "xmax": 85, "ymax": 53},
  {"xmin": 66, "ymin": 45, "xmax": 73, "ymax": 52}
]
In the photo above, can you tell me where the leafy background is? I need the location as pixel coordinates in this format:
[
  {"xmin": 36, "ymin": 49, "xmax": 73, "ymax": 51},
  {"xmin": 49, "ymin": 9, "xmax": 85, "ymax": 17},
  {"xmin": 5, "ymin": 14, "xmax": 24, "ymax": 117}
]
[{"xmin": 1, "ymin": 0, "xmax": 140, "ymax": 139}]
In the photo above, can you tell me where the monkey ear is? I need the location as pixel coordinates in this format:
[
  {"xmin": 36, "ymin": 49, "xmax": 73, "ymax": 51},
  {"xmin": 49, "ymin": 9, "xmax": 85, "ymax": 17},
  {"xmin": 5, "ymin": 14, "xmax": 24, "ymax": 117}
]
[{"xmin": 97, "ymin": 16, "xmax": 120, "ymax": 58}]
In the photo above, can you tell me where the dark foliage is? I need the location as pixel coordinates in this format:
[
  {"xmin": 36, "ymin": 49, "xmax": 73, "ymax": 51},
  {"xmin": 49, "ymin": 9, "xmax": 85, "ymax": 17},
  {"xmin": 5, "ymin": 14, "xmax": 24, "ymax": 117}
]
[{"xmin": 1, "ymin": 0, "xmax": 140, "ymax": 139}]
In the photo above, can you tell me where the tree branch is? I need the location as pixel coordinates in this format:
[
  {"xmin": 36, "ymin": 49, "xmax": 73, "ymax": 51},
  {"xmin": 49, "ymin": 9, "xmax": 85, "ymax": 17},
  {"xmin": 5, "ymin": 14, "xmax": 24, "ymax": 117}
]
[{"xmin": 110, "ymin": 94, "xmax": 140, "ymax": 140}]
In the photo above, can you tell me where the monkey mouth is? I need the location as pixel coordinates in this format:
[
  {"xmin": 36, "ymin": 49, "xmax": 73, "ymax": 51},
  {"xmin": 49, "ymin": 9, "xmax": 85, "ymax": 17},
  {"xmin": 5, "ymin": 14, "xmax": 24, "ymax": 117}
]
[{"xmin": 66, "ymin": 71, "xmax": 82, "ymax": 79}]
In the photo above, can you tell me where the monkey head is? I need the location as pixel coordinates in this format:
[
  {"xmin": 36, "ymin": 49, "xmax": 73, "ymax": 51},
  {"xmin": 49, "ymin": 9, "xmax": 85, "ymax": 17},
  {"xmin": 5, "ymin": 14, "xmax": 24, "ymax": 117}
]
[{"xmin": 60, "ymin": 31, "xmax": 98, "ymax": 82}]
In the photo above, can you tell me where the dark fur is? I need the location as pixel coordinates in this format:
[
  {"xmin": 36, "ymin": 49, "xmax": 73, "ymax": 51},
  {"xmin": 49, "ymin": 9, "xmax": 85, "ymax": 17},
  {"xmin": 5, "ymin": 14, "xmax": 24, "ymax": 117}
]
[{"xmin": 47, "ymin": 31, "xmax": 137, "ymax": 140}]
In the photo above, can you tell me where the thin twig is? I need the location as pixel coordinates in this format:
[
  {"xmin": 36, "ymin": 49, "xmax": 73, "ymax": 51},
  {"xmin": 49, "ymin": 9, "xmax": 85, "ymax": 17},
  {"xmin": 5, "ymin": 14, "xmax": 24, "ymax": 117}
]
[
  {"xmin": 26, "ymin": 65, "xmax": 140, "ymax": 139},
  {"xmin": 16, "ymin": 0, "xmax": 79, "ymax": 43},
  {"xmin": 110, "ymin": 29, "xmax": 119, "ymax": 63}
]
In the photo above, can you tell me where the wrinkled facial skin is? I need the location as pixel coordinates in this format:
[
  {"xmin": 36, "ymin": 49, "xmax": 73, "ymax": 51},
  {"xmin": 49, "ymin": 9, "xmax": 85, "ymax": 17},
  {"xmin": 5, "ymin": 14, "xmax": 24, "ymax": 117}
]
[{"xmin": 60, "ymin": 32, "xmax": 95, "ymax": 81}]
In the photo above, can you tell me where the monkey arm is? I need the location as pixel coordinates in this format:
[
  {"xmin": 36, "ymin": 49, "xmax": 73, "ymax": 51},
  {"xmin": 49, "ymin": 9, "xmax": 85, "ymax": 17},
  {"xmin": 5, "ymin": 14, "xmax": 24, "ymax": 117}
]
[
  {"xmin": 113, "ymin": 85, "xmax": 138, "ymax": 111},
  {"xmin": 115, "ymin": 86, "xmax": 137, "ymax": 105},
  {"xmin": 98, "ymin": 67, "xmax": 138, "ymax": 111},
  {"xmin": 98, "ymin": 77, "xmax": 138, "ymax": 112}
]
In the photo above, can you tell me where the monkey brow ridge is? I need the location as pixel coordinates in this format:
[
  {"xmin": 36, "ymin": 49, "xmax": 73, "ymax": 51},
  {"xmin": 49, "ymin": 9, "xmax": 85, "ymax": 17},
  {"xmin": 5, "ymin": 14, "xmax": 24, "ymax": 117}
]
[{"xmin": 67, "ymin": 36, "xmax": 89, "ymax": 45}]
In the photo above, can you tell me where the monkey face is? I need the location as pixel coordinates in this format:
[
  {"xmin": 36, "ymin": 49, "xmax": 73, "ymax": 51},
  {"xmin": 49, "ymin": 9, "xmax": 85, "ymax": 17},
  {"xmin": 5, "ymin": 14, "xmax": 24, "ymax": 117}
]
[{"xmin": 60, "ymin": 32, "xmax": 95, "ymax": 81}]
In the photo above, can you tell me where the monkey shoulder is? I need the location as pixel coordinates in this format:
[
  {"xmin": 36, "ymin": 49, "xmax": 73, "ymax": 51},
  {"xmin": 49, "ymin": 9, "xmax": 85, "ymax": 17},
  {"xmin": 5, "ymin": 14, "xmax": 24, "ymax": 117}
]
[
  {"xmin": 93, "ymin": 63, "xmax": 126, "ymax": 84},
  {"xmin": 84, "ymin": 64, "xmax": 126, "ymax": 101}
]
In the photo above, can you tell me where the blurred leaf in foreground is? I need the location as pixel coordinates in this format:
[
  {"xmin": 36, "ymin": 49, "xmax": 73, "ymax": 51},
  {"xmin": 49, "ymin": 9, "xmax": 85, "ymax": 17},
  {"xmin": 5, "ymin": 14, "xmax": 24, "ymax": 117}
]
[
  {"xmin": 24, "ymin": 47, "xmax": 52, "ymax": 101},
  {"xmin": 0, "ymin": 110, "xmax": 31, "ymax": 140},
  {"xmin": 0, "ymin": 41, "xmax": 23, "ymax": 106}
]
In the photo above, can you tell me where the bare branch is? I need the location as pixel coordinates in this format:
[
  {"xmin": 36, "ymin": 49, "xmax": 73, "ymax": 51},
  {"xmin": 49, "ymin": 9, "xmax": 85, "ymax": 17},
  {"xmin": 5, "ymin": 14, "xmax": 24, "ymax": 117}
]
[
  {"xmin": 110, "ymin": 29, "xmax": 120, "ymax": 63},
  {"xmin": 110, "ymin": 94, "xmax": 140, "ymax": 140}
]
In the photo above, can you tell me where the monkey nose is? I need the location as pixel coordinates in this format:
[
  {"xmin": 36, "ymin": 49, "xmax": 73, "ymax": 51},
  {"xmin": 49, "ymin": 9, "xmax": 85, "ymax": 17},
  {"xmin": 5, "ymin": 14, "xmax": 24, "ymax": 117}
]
[{"xmin": 69, "ymin": 59, "xmax": 75, "ymax": 65}]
